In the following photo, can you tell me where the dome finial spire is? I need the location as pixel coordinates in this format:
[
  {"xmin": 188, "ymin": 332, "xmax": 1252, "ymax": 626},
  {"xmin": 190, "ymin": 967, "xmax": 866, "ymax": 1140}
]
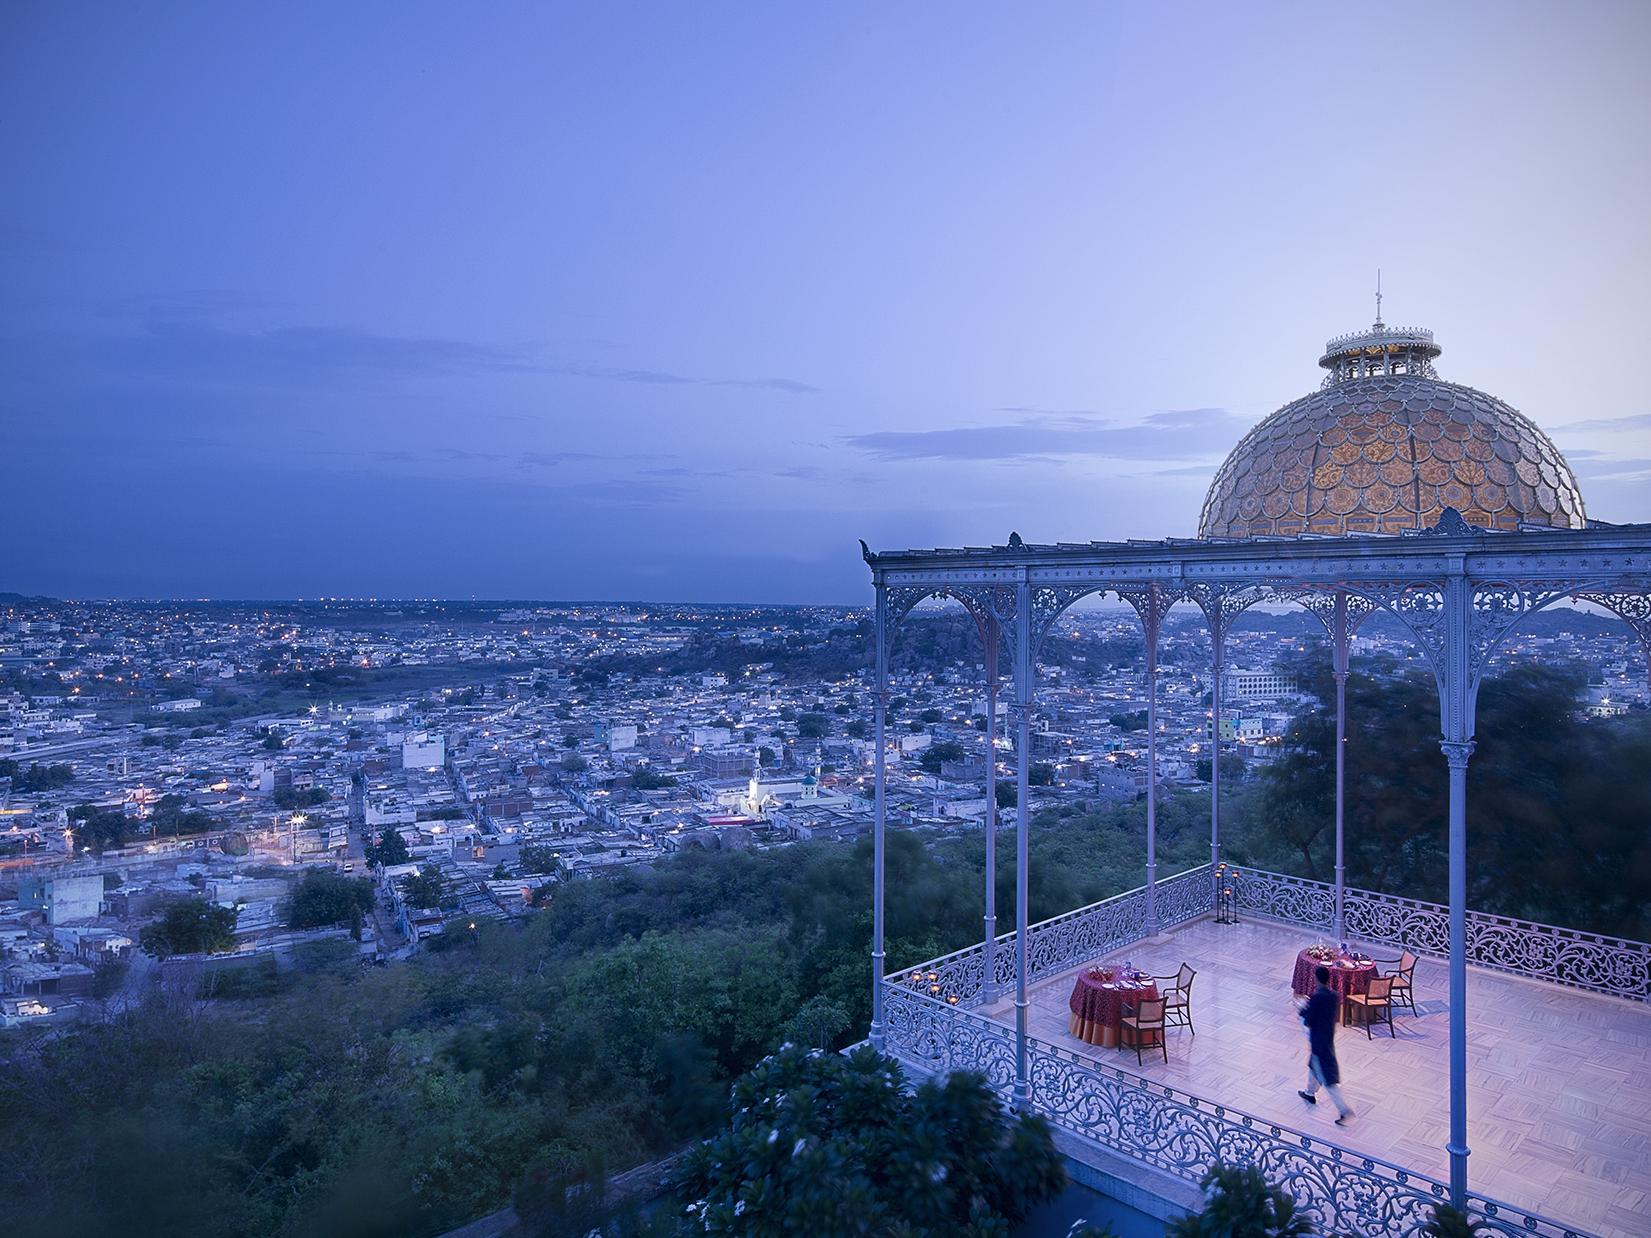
[{"xmin": 1374, "ymin": 268, "xmax": 1384, "ymax": 329}]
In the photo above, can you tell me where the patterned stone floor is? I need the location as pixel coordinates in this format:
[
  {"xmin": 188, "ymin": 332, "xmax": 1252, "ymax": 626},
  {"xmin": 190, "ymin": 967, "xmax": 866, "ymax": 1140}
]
[{"xmin": 975, "ymin": 917, "xmax": 1651, "ymax": 1238}]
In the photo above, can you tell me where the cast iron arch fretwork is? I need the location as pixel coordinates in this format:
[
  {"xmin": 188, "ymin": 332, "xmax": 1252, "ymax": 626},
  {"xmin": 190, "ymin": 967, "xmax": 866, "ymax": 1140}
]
[
  {"xmin": 1183, "ymin": 581, "xmax": 1273, "ymax": 643},
  {"xmin": 1466, "ymin": 580, "xmax": 1585, "ymax": 689},
  {"xmin": 1292, "ymin": 588, "xmax": 1377, "ymax": 643},
  {"xmin": 1572, "ymin": 582, "xmax": 1651, "ymax": 686},
  {"xmin": 1112, "ymin": 582, "xmax": 1184, "ymax": 645},
  {"xmin": 880, "ymin": 582, "xmax": 1020, "ymax": 675},
  {"xmin": 879, "ymin": 584, "xmax": 932, "ymax": 669},
  {"xmin": 1029, "ymin": 584, "xmax": 1103, "ymax": 657},
  {"xmin": 1352, "ymin": 580, "xmax": 1449, "ymax": 681},
  {"xmin": 932, "ymin": 585, "xmax": 1013, "ymax": 662}
]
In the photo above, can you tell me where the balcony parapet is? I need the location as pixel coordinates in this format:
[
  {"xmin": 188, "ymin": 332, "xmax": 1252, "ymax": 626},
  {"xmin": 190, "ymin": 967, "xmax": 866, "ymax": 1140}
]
[
  {"xmin": 888, "ymin": 863, "xmax": 1213, "ymax": 1007},
  {"xmin": 1228, "ymin": 866, "xmax": 1650, "ymax": 1002},
  {"xmin": 881, "ymin": 984, "xmax": 1598, "ymax": 1238}
]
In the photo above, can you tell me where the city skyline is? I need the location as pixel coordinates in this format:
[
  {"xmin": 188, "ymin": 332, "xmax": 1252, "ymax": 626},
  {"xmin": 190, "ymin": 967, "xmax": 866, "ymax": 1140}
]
[{"xmin": 5, "ymin": 2, "xmax": 1651, "ymax": 603}]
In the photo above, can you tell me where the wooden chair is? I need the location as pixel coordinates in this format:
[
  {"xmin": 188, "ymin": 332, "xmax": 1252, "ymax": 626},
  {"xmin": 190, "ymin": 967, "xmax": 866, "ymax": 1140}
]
[
  {"xmin": 1381, "ymin": 950, "xmax": 1418, "ymax": 1016},
  {"xmin": 1346, "ymin": 975, "xmax": 1395, "ymax": 1039},
  {"xmin": 1153, "ymin": 963, "xmax": 1197, "ymax": 1035},
  {"xmin": 1121, "ymin": 997, "xmax": 1168, "ymax": 1065}
]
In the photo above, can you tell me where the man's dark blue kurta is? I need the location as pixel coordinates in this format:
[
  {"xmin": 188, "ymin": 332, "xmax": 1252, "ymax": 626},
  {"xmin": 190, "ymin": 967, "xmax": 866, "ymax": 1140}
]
[{"xmin": 1301, "ymin": 985, "xmax": 1341, "ymax": 1085}]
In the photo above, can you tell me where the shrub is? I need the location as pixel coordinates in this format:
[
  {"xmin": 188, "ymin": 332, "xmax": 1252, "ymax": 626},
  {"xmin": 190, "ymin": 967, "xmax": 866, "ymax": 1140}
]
[
  {"xmin": 1168, "ymin": 1162, "xmax": 1310, "ymax": 1238},
  {"xmin": 675, "ymin": 1045, "xmax": 1065, "ymax": 1235},
  {"xmin": 1421, "ymin": 1204, "xmax": 1491, "ymax": 1238}
]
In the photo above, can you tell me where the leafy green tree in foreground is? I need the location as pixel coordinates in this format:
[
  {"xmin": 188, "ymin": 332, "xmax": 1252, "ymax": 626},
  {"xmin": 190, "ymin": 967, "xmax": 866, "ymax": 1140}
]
[
  {"xmin": 139, "ymin": 899, "xmax": 239, "ymax": 958},
  {"xmin": 675, "ymin": 1045, "xmax": 1066, "ymax": 1236},
  {"xmin": 1168, "ymin": 1163, "xmax": 1310, "ymax": 1238}
]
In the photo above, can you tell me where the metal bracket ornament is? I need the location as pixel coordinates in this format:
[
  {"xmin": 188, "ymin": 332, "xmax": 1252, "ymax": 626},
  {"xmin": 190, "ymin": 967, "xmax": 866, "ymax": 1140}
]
[{"xmin": 1418, "ymin": 506, "xmax": 1476, "ymax": 538}]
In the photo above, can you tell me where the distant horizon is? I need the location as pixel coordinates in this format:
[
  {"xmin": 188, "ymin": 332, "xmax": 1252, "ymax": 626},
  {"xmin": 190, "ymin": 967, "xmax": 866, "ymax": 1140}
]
[{"xmin": 5, "ymin": 4, "xmax": 1648, "ymax": 600}]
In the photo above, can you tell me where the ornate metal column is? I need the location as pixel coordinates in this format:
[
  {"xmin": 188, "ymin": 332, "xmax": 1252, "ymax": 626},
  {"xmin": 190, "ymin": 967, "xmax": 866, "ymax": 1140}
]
[
  {"xmin": 869, "ymin": 578, "xmax": 889, "ymax": 1053},
  {"xmin": 1208, "ymin": 619, "xmax": 1224, "ymax": 873},
  {"xmin": 1191, "ymin": 583, "xmax": 1263, "ymax": 893},
  {"xmin": 1012, "ymin": 576, "xmax": 1033, "ymax": 1111},
  {"xmin": 982, "ymin": 613, "xmax": 1000, "ymax": 998},
  {"xmin": 1121, "ymin": 584, "xmax": 1170, "ymax": 933},
  {"xmin": 1331, "ymin": 590, "xmax": 1351, "ymax": 942},
  {"xmin": 1440, "ymin": 571, "xmax": 1475, "ymax": 1209}
]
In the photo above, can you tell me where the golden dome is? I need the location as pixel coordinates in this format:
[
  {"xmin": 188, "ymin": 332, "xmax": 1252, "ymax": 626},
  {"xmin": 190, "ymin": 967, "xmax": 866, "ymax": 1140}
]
[{"xmin": 1198, "ymin": 323, "xmax": 1585, "ymax": 538}]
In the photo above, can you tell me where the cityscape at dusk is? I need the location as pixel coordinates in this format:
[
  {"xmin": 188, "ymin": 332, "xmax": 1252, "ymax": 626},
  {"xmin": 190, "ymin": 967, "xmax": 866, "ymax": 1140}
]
[{"xmin": 3, "ymin": 5, "xmax": 1649, "ymax": 1238}]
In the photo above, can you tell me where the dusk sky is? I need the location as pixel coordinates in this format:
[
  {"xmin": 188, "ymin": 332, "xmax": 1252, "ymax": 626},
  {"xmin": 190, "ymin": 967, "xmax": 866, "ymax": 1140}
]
[{"xmin": 4, "ymin": 2, "xmax": 1649, "ymax": 603}]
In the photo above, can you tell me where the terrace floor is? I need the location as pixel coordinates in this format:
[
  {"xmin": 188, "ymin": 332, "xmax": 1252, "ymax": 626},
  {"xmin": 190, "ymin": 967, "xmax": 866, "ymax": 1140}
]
[{"xmin": 975, "ymin": 917, "xmax": 1651, "ymax": 1238}]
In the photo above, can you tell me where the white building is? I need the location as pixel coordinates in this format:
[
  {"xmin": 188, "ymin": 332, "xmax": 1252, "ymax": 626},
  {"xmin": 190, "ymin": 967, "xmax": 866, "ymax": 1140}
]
[
  {"xmin": 365, "ymin": 794, "xmax": 417, "ymax": 827},
  {"xmin": 402, "ymin": 732, "xmax": 445, "ymax": 770},
  {"xmin": 1222, "ymin": 668, "xmax": 1299, "ymax": 701},
  {"xmin": 17, "ymin": 874, "xmax": 104, "ymax": 925}
]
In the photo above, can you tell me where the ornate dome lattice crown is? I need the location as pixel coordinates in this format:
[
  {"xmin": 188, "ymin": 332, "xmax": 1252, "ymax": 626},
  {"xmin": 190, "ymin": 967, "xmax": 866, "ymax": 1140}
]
[{"xmin": 1197, "ymin": 317, "xmax": 1585, "ymax": 538}]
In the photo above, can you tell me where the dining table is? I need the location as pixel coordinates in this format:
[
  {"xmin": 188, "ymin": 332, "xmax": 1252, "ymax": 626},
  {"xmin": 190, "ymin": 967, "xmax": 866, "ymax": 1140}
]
[
  {"xmin": 1068, "ymin": 968, "xmax": 1160, "ymax": 1048},
  {"xmin": 1291, "ymin": 948, "xmax": 1377, "ymax": 1024}
]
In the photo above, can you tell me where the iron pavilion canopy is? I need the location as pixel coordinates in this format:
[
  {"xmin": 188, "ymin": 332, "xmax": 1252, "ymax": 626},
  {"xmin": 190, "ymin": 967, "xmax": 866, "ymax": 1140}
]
[{"xmin": 859, "ymin": 510, "xmax": 1651, "ymax": 1224}]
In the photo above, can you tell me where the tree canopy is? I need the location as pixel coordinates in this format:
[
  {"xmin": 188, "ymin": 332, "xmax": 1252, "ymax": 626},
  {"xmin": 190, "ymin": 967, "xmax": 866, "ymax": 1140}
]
[
  {"xmin": 287, "ymin": 869, "xmax": 375, "ymax": 930},
  {"xmin": 366, "ymin": 829, "xmax": 411, "ymax": 868},
  {"xmin": 673, "ymin": 1046, "xmax": 1065, "ymax": 1236},
  {"xmin": 399, "ymin": 865, "xmax": 446, "ymax": 909},
  {"xmin": 1228, "ymin": 659, "xmax": 1651, "ymax": 938},
  {"xmin": 139, "ymin": 899, "xmax": 239, "ymax": 958}
]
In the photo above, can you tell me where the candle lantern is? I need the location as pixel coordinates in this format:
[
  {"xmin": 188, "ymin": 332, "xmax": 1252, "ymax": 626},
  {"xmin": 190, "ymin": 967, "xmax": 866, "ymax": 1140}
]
[{"xmin": 1216, "ymin": 868, "xmax": 1240, "ymax": 925}]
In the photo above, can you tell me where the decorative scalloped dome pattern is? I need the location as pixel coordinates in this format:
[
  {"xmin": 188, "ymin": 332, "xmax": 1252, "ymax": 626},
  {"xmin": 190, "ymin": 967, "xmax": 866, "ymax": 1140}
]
[{"xmin": 1197, "ymin": 376, "xmax": 1586, "ymax": 538}]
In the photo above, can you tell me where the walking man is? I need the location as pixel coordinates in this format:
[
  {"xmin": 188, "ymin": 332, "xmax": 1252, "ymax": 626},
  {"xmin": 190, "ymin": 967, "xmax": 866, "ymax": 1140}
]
[{"xmin": 1298, "ymin": 964, "xmax": 1353, "ymax": 1124}]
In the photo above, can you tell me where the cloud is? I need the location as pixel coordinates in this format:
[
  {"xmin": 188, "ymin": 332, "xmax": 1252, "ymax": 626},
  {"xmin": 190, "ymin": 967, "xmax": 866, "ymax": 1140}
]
[
  {"xmin": 4, "ymin": 312, "xmax": 821, "ymax": 396},
  {"xmin": 557, "ymin": 361, "xmax": 696, "ymax": 385},
  {"xmin": 712, "ymin": 376, "xmax": 823, "ymax": 394},
  {"xmin": 97, "ymin": 289, "xmax": 276, "ymax": 321},
  {"xmin": 994, "ymin": 405, "xmax": 1105, "ymax": 418},
  {"xmin": 560, "ymin": 362, "xmax": 820, "ymax": 393},
  {"xmin": 1572, "ymin": 457, "xmax": 1651, "ymax": 482},
  {"xmin": 554, "ymin": 477, "xmax": 689, "ymax": 504},
  {"xmin": 1140, "ymin": 407, "xmax": 1233, "ymax": 429},
  {"xmin": 1554, "ymin": 412, "xmax": 1651, "ymax": 433},
  {"xmin": 842, "ymin": 409, "xmax": 1246, "ymax": 463},
  {"xmin": 518, "ymin": 450, "xmax": 601, "ymax": 469},
  {"xmin": 86, "ymin": 320, "xmax": 534, "ymax": 386}
]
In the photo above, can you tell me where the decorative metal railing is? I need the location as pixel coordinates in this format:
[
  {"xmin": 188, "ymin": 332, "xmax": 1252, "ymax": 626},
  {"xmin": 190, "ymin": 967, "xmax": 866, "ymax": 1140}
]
[
  {"xmin": 1324, "ymin": 325, "xmax": 1435, "ymax": 351},
  {"xmin": 880, "ymin": 984, "xmax": 1595, "ymax": 1238},
  {"xmin": 1227, "ymin": 866, "xmax": 1651, "ymax": 1002},
  {"xmin": 889, "ymin": 864, "xmax": 1213, "ymax": 1008}
]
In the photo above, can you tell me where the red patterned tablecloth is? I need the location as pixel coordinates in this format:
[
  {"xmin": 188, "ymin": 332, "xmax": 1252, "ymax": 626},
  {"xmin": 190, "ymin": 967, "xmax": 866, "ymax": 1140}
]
[
  {"xmin": 1068, "ymin": 973, "xmax": 1158, "ymax": 1047},
  {"xmin": 1291, "ymin": 950, "xmax": 1376, "ymax": 1007}
]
